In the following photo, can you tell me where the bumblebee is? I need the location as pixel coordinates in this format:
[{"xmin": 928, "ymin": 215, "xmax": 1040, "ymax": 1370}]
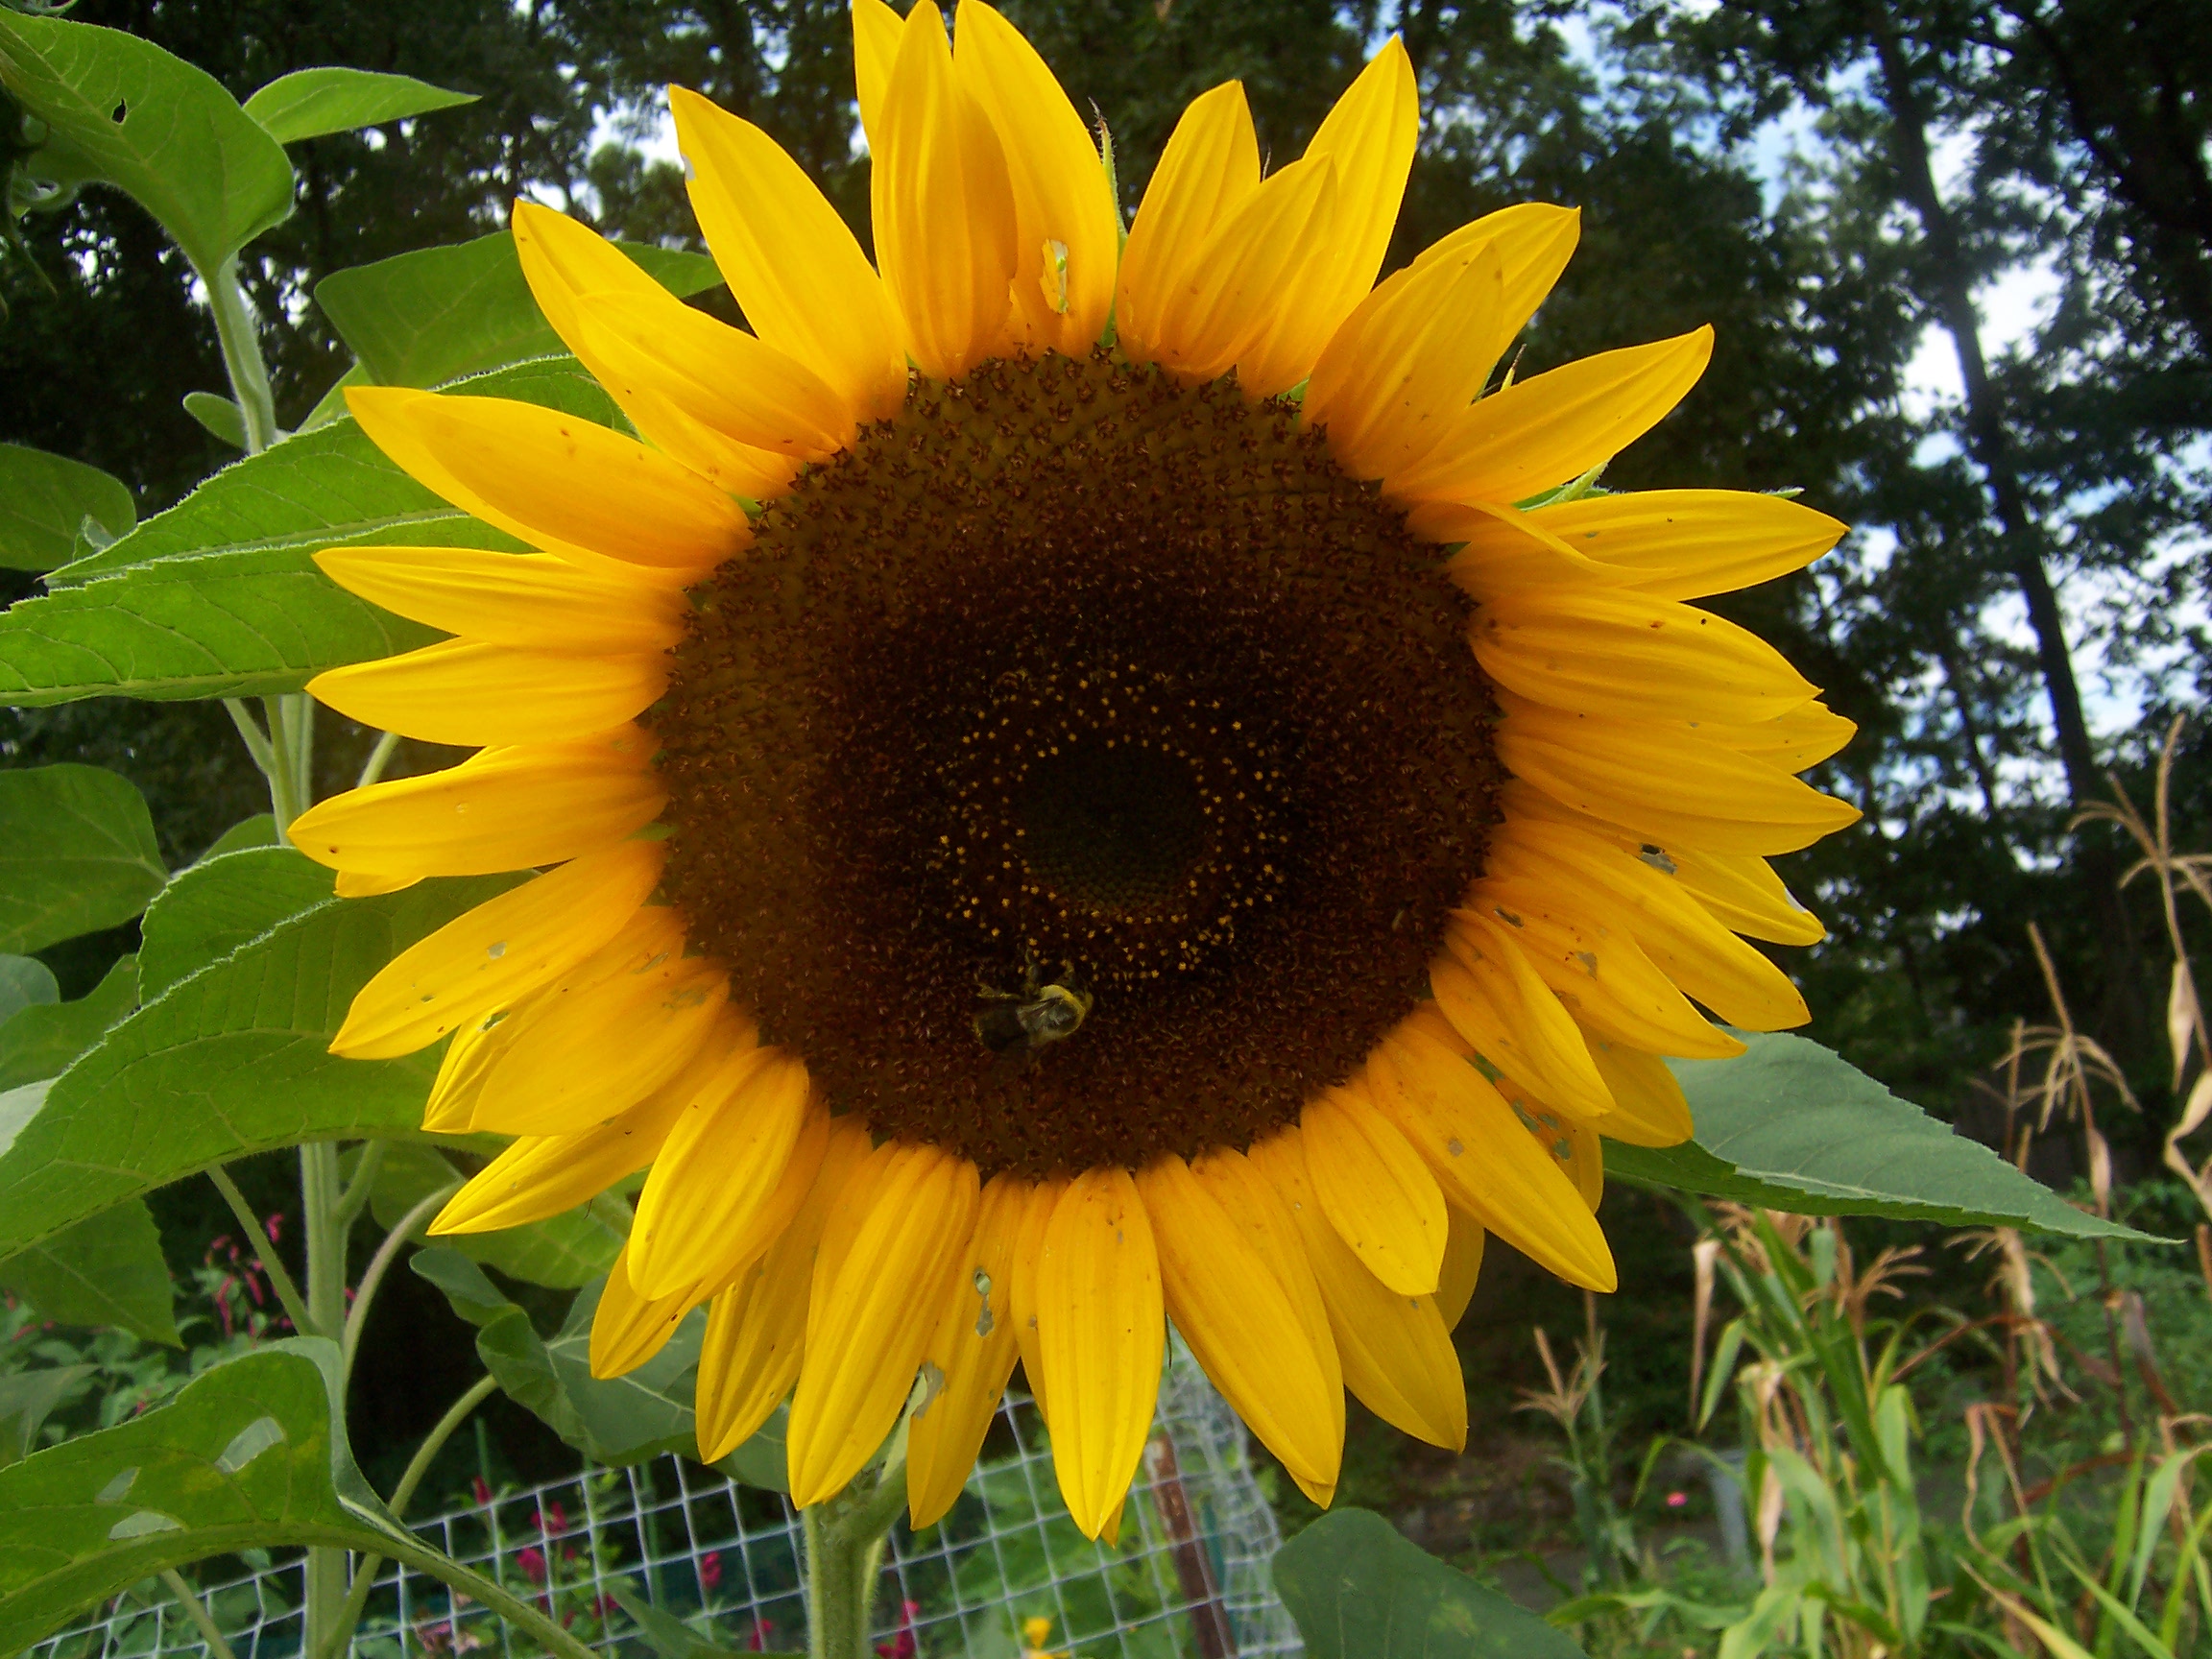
[{"xmin": 974, "ymin": 955, "xmax": 1094, "ymax": 1070}]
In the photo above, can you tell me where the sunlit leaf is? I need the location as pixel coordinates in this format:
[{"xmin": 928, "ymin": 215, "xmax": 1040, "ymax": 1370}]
[
  {"xmin": 0, "ymin": 866, "xmax": 514, "ymax": 1259},
  {"xmin": 0, "ymin": 11, "xmax": 292, "ymax": 276},
  {"xmin": 317, "ymin": 230, "xmax": 723, "ymax": 390},
  {"xmin": 180, "ymin": 391, "xmax": 247, "ymax": 450},
  {"xmin": 0, "ymin": 442, "xmax": 132, "ymax": 572},
  {"xmin": 242, "ymin": 67, "xmax": 474, "ymax": 145},
  {"xmin": 369, "ymin": 1141, "xmax": 624, "ymax": 1289},
  {"xmin": 1605, "ymin": 1033, "xmax": 2148, "ymax": 1239},
  {"xmin": 0, "ymin": 765, "xmax": 165, "ymax": 954}
]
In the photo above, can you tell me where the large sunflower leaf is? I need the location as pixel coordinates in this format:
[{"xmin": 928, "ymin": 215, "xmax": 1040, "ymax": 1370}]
[
  {"xmin": 242, "ymin": 67, "xmax": 475, "ymax": 146},
  {"xmin": 0, "ymin": 864, "xmax": 514, "ymax": 1259},
  {"xmin": 0, "ymin": 765, "xmax": 166, "ymax": 954},
  {"xmin": 0, "ymin": 359, "xmax": 616, "ymax": 707},
  {"xmin": 0, "ymin": 443, "xmax": 133, "ymax": 572},
  {"xmin": 1604, "ymin": 1033, "xmax": 2146, "ymax": 1240},
  {"xmin": 0, "ymin": 12, "xmax": 292, "ymax": 276},
  {"xmin": 1273, "ymin": 1508, "xmax": 1588, "ymax": 1658},
  {"xmin": 136, "ymin": 846, "xmax": 343, "ymax": 999},
  {"xmin": 0, "ymin": 1198, "xmax": 176, "ymax": 1345},
  {"xmin": 317, "ymin": 230, "xmax": 723, "ymax": 391},
  {"xmin": 0, "ymin": 956, "xmax": 59, "ymax": 1027},
  {"xmin": 0, "ymin": 955, "xmax": 137, "ymax": 1094},
  {"xmin": 0, "ymin": 1339, "xmax": 564, "ymax": 1650}
]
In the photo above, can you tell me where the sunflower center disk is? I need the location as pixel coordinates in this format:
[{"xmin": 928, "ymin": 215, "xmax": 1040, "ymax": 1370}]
[{"xmin": 650, "ymin": 349, "xmax": 1501, "ymax": 1177}]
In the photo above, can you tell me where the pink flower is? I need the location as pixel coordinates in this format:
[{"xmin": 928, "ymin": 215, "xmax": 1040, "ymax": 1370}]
[
  {"xmin": 517, "ymin": 1546, "xmax": 547, "ymax": 1586},
  {"xmin": 1665, "ymin": 1490, "xmax": 1689, "ymax": 1509},
  {"xmin": 699, "ymin": 1551, "xmax": 723, "ymax": 1593},
  {"xmin": 535, "ymin": 1501, "xmax": 568, "ymax": 1536},
  {"xmin": 876, "ymin": 1599, "xmax": 920, "ymax": 1659},
  {"xmin": 471, "ymin": 1476, "xmax": 493, "ymax": 1506},
  {"xmin": 747, "ymin": 1619, "xmax": 777, "ymax": 1651},
  {"xmin": 265, "ymin": 1213, "xmax": 284, "ymax": 1243}
]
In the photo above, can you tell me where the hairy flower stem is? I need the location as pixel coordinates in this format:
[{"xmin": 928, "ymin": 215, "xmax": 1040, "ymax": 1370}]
[
  {"xmin": 300, "ymin": 1140, "xmax": 350, "ymax": 1656},
  {"xmin": 803, "ymin": 1425, "xmax": 914, "ymax": 1659}
]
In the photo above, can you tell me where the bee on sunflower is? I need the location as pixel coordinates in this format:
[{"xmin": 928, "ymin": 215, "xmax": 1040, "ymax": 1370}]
[{"xmin": 289, "ymin": 0, "xmax": 1857, "ymax": 1541}]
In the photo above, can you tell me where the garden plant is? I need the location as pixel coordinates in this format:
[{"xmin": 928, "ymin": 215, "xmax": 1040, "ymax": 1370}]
[{"xmin": 0, "ymin": 3, "xmax": 2200, "ymax": 1657}]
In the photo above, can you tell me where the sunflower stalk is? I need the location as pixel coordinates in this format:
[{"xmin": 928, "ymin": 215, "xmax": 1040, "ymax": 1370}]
[{"xmin": 803, "ymin": 1410, "xmax": 915, "ymax": 1659}]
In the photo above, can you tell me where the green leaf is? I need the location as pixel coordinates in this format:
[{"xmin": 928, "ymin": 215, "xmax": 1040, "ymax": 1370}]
[
  {"xmin": 0, "ymin": 1198, "xmax": 177, "ymax": 1345},
  {"xmin": 411, "ymin": 1253, "xmax": 787, "ymax": 1484},
  {"xmin": 49, "ymin": 355, "xmax": 615, "ymax": 590},
  {"xmin": 0, "ymin": 442, "xmax": 132, "ymax": 571},
  {"xmin": 1604, "ymin": 1033, "xmax": 2148, "ymax": 1240},
  {"xmin": 0, "ymin": 12, "xmax": 293, "ymax": 276},
  {"xmin": 180, "ymin": 391, "xmax": 247, "ymax": 450},
  {"xmin": 0, "ymin": 1365, "xmax": 94, "ymax": 1468},
  {"xmin": 0, "ymin": 955, "xmax": 60, "ymax": 1027},
  {"xmin": 0, "ymin": 356, "xmax": 620, "ymax": 708},
  {"xmin": 0, "ymin": 954, "xmax": 136, "ymax": 1093},
  {"xmin": 200, "ymin": 814, "xmax": 278, "ymax": 860},
  {"xmin": 1273, "ymin": 1508, "xmax": 1589, "ymax": 1658},
  {"xmin": 0, "ymin": 1340, "xmax": 468, "ymax": 1648},
  {"xmin": 136, "ymin": 847, "xmax": 339, "ymax": 1000},
  {"xmin": 610, "ymin": 1584, "xmax": 790, "ymax": 1659},
  {"xmin": 0, "ymin": 546, "xmax": 445, "ymax": 707},
  {"xmin": 316, "ymin": 230, "xmax": 723, "ymax": 391},
  {"xmin": 0, "ymin": 765, "xmax": 166, "ymax": 953},
  {"xmin": 0, "ymin": 870, "xmax": 515, "ymax": 1259},
  {"xmin": 242, "ymin": 67, "xmax": 475, "ymax": 145},
  {"xmin": 367, "ymin": 1141, "xmax": 624, "ymax": 1289}
]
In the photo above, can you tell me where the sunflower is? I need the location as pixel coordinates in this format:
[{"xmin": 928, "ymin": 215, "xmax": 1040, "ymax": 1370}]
[{"xmin": 290, "ymin": 0, "xmax": 1858, "ymax": 1539}]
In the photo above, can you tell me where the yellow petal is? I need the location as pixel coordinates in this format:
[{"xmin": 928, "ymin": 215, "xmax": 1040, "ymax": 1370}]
[
  {"xmin": 1365, "ymin": 1011, "xmax": 1617, "ymax": 1292},
  {"xmin": 314, "ymin": 547, "xmax": 682, "ymax": 655},
  {"xmin": 851, "ymin": 0, "xmax": 903, "ymax": 149},
  {"xmin": 694, "ymin": 1116, "xmax": 875, "ymax": 1462},
  {"xmin": 508, "ymin": 201, "xmax": 794, "ymax": 499},
  {"xmin": 1388, "ymin": 326, "xmax": 1715, "ymax": 506},
  {"xmin": 591, "ymin": 1242, "xmax": 715, "ymax": 1379},
  {"xmin": 1279, "ymin": 36, "xmax": 1418, "ymax": 366},
  {"xmin": 786, "ymin": 1143, "xmax": 980, "ymax": 1506},
  {"xmin": 428, "ymin": 1028, "xmax": 726, "ymax": 1235},
  {"xmin": 1435, "ymin": 1201, "xmax": 1486, "ymax": 1330},
  {"xmin": 1296, "ymin": 1086, "xmax": 1447, "ymax": 1296},
  {"xmin": 1036, "ymin": 1167, "xmax": 1164, "ymax": 1539},
  {"xmin": 1696, "ymin": 701, "xmax": 1857, "ymax": 772},
  {"xmin": 1185, "ymin": 1147, "xmax": 1341, "ymax": 1418},
  {"xmin": 334, "ymin": 869, "xmax": 418, "ymax": 897},
  {"xmin": 1143, "ymin": 154, "xmax": 1338, "ymax": 394},
  {"xmin": 954, "ymin": 0, "xmax": 1118, "ymax": 354},
  {"xmin": 1472, "ymin": 586, "xmax": 1819, "ymax": 726},
  {"xmin": 807, "ymin": 1140, "xmax": 900, "ymax": 1351},
  {"xmin": 1489, "ymin": 818, "xmax": 1811, "ymax": 1032},
  {"xmin": 1458, "ymin": 878, "xmax": 1743, "ymax": 1059},
  {"xmin": 906, "ymin": 1170, "xmax": 1028, "ymax": 1529},
  {"xmin": 420, "ymin": 1002, "xmax": 528, "ymax": 1133},
  {"xmin": 348, "ymin": 386, "xmax": 752, "ymax": 576},
  {"xmin": 1423, "ymin": 498, "xmax": 1628, "ymax": 597},
  {"xmin": 287, "ymin": 729, "xmax": 663, "ymax": 879},
  {"xmin": 308, "ymin": 638, "xmax": 666, "ymax": 749},
  {"xmin": 1499, "ymin": 1079, "xmax": 1606, "ymax": 1210},
  {"xmin": 1406, "ymin": 202, "xmax": 1582, "ymax": 355},
  {"xmin": 1006, "ymin": 1172, "xmax": 1070, "ymax": 1423},
  {"xmin": 469, "ymin": 918, "xmax": 730, "ymax": 1136},
  {"xmin": 1247, "ymin": 1127, "xmax": 1467, "ymax": 1452},
  {"xmin": 333, "ymin": 839, "xmax": 666, "ymax": 1060},
  {"xmin": 872, "ymin": 1, "xmax": 1019, "ymax": 381},
  {"xmin": 1138, "ymin": 1154, "xmax": 1341, "ymax": 1505},
  {"xmin": 1586, "ymin": 1039, "xmax": 1695, "ymax": 1147},
  {"xmin": 669, "ymin": 86, "xmax": 907, "ymax": 424},
  {"xmin": 1114, "ymin": 82, "xmax": 1260, "ymax": 366},
  {"xmin": 1529, "ymin": 489, "xmax": 1847, "ymax": 600},
  {"xmin": 1501, "ymin": 778, "xmax": 1825, "ymax": 947},
  {"xmin": 1431, "ymin": 911, "xmax": 1616, "ymax": 1121},
  {"xmin": 1308, "ymin": 239, "xmax": 1506, "ymax": 480},
  {"xmin": 1495, "ymin": 688, "xmax": 1862, "ymax": 855},
  {"xmin": 628, "ymin": 1050, "xmax": 813, "ymax": 1299}
]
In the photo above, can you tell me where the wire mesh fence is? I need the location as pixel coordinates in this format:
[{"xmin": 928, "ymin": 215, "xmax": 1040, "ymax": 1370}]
[{"xmin": 26, "ymin": 1345, "xmax": 1301, "ymax": 1659}]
